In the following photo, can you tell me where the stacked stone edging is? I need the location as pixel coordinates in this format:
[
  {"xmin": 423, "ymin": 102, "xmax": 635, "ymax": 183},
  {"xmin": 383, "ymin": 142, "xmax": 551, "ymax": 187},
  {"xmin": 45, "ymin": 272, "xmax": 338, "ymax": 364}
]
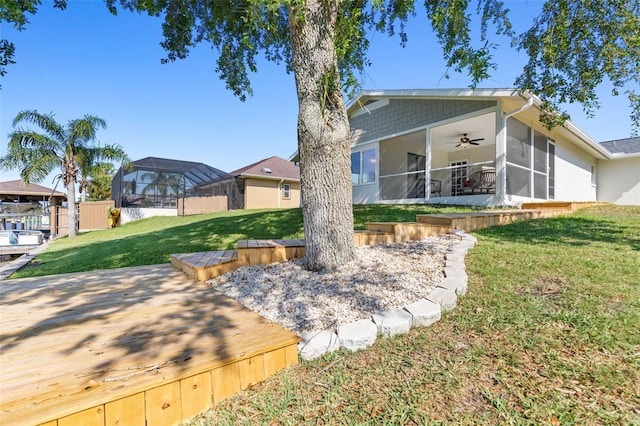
[{"xmin": 297, "ymin": 229, "xmax": 476, "ymax": 360}]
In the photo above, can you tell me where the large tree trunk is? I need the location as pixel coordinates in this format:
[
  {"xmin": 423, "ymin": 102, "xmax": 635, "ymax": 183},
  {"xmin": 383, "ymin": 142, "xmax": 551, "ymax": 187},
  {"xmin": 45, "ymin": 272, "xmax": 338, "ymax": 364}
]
[{"xmin": 288, "ymin": 0, "xmax": 356, "ymax": 272}]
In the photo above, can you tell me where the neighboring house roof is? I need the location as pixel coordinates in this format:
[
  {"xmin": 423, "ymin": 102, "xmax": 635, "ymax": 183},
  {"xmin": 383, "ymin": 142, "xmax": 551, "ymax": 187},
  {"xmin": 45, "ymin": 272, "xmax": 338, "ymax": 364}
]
[
  {"xmin": 600, "ymin": 137, "xmax": 640, "ymax": 156},
  {"xmin": 0, "ymin": 180, "xmax": 66, "ymax": 198},
  {"xmin": 230, "ymin": 156, "xmax": 300, "ymax": 181}
]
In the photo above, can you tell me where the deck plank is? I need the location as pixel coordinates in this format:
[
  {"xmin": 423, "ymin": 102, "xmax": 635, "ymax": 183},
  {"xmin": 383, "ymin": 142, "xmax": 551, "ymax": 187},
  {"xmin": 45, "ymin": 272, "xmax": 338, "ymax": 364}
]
[{"xmin": 0, "ymin": 264, "xmax": 299, "ymax": 426}]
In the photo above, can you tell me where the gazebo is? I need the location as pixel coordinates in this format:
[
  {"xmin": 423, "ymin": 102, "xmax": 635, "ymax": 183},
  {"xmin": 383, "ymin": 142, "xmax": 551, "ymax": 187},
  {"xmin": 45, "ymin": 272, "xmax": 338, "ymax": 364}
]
[{"xmin": 0, "ymin": 180, "xmax": 66, "ymax": 232}]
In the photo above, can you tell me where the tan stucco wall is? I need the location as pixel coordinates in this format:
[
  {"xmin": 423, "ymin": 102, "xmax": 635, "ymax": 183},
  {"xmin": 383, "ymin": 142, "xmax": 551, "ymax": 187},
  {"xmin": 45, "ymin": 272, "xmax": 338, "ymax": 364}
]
[
  {"xmin": 178, "ymin": 195, "xmax": 228, "ymax": 215},
  {"xmin": 244, "ymin": 178, "xmax": 301, "ymax": 209}
]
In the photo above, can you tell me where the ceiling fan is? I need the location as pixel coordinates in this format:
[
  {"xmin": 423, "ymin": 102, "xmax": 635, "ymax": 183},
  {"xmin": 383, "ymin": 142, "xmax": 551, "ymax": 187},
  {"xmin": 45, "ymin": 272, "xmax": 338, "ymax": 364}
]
[{"xmin": 450, "ymin": 133, "xmax": 484, "ymax": 148}]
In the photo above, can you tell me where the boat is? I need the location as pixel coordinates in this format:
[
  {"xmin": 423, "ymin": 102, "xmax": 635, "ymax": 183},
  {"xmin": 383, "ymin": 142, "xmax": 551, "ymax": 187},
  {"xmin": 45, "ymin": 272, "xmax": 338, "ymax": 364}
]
[{"xmin": 0, "ymin": 230, "xmax": 44, "ymax": 246}]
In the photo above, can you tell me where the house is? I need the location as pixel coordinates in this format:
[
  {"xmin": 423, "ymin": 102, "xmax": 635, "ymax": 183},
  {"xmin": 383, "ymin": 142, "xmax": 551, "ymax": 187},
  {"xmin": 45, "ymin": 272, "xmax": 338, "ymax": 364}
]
[
  {"xmin": 597, "ymin": 137, "xmax": 640, "ymax": 205},
  {"xmin": 212, "ymin": 156, "xmax": 300, "ymax": 210},
  {"xmin": 343, "ymin": 88, "xmax": 638, "ymax": 206},
  {"xmin": 0, "ymin": 180, "xmax": 66, "ymax": 232}
]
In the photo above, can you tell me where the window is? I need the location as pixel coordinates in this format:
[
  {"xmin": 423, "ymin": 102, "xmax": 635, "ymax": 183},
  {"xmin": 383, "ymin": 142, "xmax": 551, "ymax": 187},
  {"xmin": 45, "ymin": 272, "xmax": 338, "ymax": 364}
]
[
  {"xmin": 591, "ymin": 165, "xmax": 596, "ymax": 186},
  {"xmin": 351, "ymin": 149, "xmax": 376, "ymax": 184},
  {"xmin": 533, "ymin": 130, "xmax": 548, "ymax": 199},
  {"xmin": 283, "ymin": 183, "xmax": 291, "ymax": 199},
  {"xmin": 507, "ymin": 118, "xmax": 531, "ymax": 168},
  {"xmin": 533, "ymin": 131, "xmax": 548, "ymax": 173},
  {"xmin": 351, "ymin": 152, "xmax": 361, "ymax": 184},
  {"xmin": 506, "ymin": 118, "xmax": 555, "ymax": 200},
  {"xmin": 548, "ymin": 143, "xmax": 555, "ymax": 199},
  {"xmin": 507, "ymin": 164, "xmax": 531, "ymax": 197}
]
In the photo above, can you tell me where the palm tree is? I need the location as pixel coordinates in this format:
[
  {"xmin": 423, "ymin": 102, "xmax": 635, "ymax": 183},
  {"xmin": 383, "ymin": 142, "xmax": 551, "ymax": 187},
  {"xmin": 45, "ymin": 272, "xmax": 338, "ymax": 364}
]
[
  {"xmin": 86, "ymin": 163, "xmax": 117, "ymax": 201},
  {"xmin": 77, "ymin": 147, "xmax": 128, "ymax": 202},
  {"xmin": 2, "ymin": 110, "xmax": 126, "ymax": 238}
]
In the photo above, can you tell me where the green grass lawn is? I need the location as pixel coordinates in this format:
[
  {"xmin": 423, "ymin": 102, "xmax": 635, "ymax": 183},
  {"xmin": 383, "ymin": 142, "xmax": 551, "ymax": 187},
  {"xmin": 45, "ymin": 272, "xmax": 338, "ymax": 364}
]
[
  {"xmin": 184, "ymin": 205, "xmax": 640, "ymax": 425},
  {"xmin": 12, "ymin": 204, "xmax": 474, "ymax": 278}
]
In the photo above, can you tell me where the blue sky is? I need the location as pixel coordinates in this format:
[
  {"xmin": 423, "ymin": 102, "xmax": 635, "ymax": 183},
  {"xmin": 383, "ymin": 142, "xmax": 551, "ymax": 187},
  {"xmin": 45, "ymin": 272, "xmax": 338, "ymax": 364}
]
[{"xmin": 0, "ymin": 1, "xmax": 635, "ymax": 187}]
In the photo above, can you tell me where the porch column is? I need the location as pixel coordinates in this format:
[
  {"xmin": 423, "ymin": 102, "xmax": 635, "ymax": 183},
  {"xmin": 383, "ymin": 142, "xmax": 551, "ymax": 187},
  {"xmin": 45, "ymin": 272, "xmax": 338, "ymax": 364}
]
[
  {"xmin": 425, "ymin": 129, "xmax": 432, "ymax": 202},
  {"xmin": 496, "ymin": 104, "xmax": 508, "ymax": 205}
]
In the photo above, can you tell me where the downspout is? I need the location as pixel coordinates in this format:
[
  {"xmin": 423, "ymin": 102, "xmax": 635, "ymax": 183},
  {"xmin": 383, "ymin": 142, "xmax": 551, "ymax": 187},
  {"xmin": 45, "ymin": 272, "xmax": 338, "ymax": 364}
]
[
  {"xmin": 498, "ymin": 96, "xmax": 534, "ymax": 205},
  {"xmin": 504, "ymin": 96, "xmax": 534, "ymax": 119},
  {"xmin": 425, "ymin": 129, "xmax": 432, "ymax": 202},
  {"xmin": 277, "ymin": 178, "xmax": 284, "ymax": 208}
]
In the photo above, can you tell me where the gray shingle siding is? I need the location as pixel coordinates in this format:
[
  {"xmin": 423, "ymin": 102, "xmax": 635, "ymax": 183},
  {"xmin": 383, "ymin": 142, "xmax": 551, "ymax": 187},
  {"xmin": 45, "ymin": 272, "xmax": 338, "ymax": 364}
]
[{"xmin": 350, "ymin": 99, "xmax": 497, "ymax": 145}]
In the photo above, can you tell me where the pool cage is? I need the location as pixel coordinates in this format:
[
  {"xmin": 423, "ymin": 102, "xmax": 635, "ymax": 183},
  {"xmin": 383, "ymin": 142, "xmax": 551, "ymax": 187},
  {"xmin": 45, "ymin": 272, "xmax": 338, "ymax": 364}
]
[{"xmin": 111, "ymin": 157, "xmax": 235, "ymax": 210}]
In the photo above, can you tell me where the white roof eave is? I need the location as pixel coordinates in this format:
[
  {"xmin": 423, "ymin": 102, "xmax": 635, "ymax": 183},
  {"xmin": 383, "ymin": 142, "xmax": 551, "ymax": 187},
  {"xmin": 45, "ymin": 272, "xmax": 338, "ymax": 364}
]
[
  {"xmin": 610, "ymin": 151, "xmax": 640, "ymax": 159},
  {"xmin": 346, "ymin": 88, "xmax": 522, "ymax": 113},
  {"xmin": 562, "ymin": 120, "xmax": 613, "ymax": 160},
  {"xmin": 239, "ymin": 173, "xmax": 300, "ymax": 182}
]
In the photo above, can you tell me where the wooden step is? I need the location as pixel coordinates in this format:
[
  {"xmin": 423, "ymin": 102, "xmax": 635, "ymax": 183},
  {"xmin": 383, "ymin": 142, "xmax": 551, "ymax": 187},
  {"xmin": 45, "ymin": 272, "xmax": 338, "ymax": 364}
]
[
  {"xmin": 392, "ymin": 222, "xmax": 452, "ymax": 241},
  {"xmin": 364, "ymin": 222, "xmax": 396, "ymax": 233},
  {"xmin": 362, "ymin": 222, "xmax": 452, "ymax": 244},
  {"xmin": 522, "ymin": 201, "xmax": 608, "ymax": 211},
  {"xmin": 521, "ymin": 201, "xmax": 573, "ymax": 210},
  {"xmin": 236, "ymin": 239, "xmax": 305, "ymax": 266},
  {"xmin": 354, "ymin": 230, "xmax": 395, "ymax": 246},
  {"xmin": 171, "ymin": 250, "xmax": 241, "ymax": 282},
  {"xmin": 416, "ymin": 209, "xmax": 568, "ymax": 233}
]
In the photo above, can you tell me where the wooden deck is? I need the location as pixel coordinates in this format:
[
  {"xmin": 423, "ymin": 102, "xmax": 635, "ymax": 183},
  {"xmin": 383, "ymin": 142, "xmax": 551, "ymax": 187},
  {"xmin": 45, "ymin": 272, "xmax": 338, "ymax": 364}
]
[{"xmin": 0, "ymin": 264, "xmax": 299, "ymax": 426}]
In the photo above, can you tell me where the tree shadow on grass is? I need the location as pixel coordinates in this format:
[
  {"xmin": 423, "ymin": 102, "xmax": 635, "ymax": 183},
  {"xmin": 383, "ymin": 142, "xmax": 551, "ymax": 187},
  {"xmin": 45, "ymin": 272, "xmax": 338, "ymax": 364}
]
[{"xmin": 476, "ymin": 215, "xmax": 640, "ymax": 252}]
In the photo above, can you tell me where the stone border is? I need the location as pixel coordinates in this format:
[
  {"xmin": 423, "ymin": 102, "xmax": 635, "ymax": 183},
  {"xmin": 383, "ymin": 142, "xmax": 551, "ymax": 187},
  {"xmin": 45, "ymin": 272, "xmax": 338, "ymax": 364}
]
[{"xmin": 297, "ymin": 229, "xmax": 476, "ymax": 360}]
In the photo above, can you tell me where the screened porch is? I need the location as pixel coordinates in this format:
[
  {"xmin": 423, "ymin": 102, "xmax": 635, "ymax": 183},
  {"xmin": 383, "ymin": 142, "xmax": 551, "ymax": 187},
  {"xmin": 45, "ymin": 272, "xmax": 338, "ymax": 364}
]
[
  {"xmin": 112, "ymin": 157, "xmax": 233, "ymax": 209},
  {"xmin": 376, "ymin": 112, "xmax": 497, "ymax": 202}
]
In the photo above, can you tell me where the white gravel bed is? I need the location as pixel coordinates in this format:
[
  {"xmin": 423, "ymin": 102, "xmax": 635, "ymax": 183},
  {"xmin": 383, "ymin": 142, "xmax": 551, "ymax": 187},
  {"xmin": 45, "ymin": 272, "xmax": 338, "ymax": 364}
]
[{"xmin": 206, "ymin": 235, "xmax": 458, "ymax": 335}]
